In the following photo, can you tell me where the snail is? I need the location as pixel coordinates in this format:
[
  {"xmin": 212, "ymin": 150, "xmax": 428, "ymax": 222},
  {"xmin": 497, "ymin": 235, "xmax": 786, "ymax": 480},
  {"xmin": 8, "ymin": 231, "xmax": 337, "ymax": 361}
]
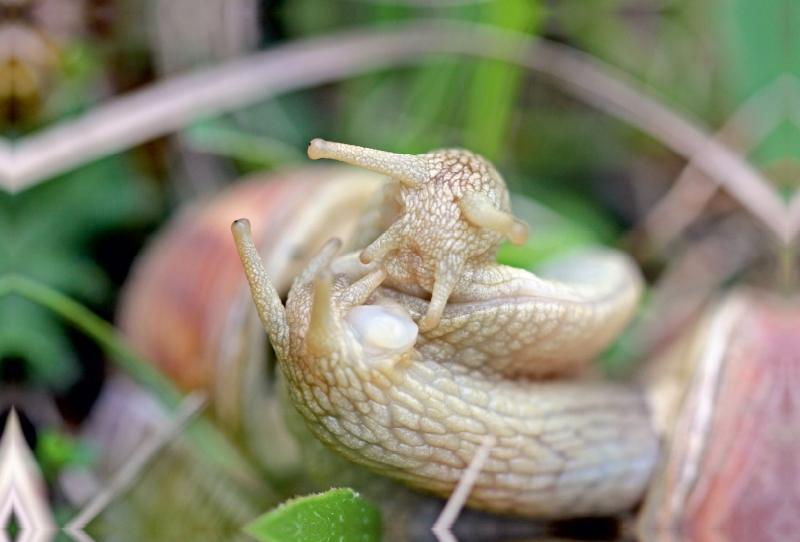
[
  {"xmin": 102, "ymin": 136, "xmax": 795, "ymax": 538},
  {"xmin": 109, "ymin": 135, "xmax": 800, "ymax": 540},
  {"xmin": 231, "ymin": 140, "xmax": 659, "ymax": 518}
]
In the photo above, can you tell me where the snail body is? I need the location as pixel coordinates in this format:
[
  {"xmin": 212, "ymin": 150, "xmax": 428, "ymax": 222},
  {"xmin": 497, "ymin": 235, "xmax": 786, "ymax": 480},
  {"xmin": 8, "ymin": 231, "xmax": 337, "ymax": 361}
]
[
  {"xmin": 117, "ymin": 166, "xmax": 385, "ymax": 481},
  {"xmin": 233, "ymin": 141, "xmax": 659, "ymax": 517},
  {"xmin": 109, "ymin": 138, "xmax": 794, "ymax": 533}
]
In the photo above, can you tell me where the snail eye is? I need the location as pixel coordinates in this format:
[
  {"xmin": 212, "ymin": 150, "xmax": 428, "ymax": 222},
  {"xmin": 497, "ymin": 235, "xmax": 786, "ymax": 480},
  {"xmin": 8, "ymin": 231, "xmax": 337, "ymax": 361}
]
[{"xmin": 345, "ymin": 299, "xmax": 418, "ymax": 363}]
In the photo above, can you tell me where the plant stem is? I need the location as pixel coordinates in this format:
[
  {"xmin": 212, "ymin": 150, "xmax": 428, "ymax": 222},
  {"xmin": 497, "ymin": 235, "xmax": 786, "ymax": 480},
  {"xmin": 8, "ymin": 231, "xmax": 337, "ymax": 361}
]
[
  {"xmin": 3, "ymin": 274, "xmax": 272, "ymax": 498},
  {"xmin": 2, "ymin": 274, "xmax": 182, "ymax": 408}
]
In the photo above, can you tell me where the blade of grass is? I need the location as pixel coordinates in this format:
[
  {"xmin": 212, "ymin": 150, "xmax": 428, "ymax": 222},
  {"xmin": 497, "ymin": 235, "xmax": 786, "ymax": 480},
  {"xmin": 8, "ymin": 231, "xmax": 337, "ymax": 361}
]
[
  {"xmin": 1, "ymin": 274, "xmax": 270, "ymax": 498},
  {"xmin": 462, "ymin": 0, "xmax": 542, "ymax": 161},
  {"xmin": 64, "ymin": 392, "xmax": 207, "ymax": 530},
  {"xmin": 2, "ymin": 22, "xmax": 786, "ymax": 241}
]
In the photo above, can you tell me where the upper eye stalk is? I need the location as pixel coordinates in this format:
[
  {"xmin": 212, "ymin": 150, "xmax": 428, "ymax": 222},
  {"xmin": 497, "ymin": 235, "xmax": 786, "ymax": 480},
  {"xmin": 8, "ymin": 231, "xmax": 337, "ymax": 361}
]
[{"xmin": 307, "ymin": 138, "xmax": 529, "ymax": 328}]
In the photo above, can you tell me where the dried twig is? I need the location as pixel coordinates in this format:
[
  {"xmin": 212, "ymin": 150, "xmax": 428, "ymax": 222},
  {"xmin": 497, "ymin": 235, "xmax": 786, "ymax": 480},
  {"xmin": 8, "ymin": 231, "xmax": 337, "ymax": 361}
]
[
  {"xmin": 1, "ymin": 22, "xmax": 786, "ymax": 241},
  {"xmin": 432, "ymin": 434, "xmax": 496, "ymax": 542},
  {"xmin": 64, "ymin": 392, "xmax": 207, "ymax": 531},
  {"xmin": 643, "ymin": 75, "xmax": 795, "ymax": 250}
]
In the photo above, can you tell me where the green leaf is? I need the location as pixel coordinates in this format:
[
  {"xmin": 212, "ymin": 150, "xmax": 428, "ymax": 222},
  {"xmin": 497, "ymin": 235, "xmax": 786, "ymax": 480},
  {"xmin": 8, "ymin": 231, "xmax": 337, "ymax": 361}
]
[
  {"xmin": 0, "ymin": 155, "xmax": 160, "ymax": 389},
  {"xmin": 0, "ymin": 297, "xmax": 78, "ymax": 389},
  {"xmin": 245, "ymin": 488, "xmax": 381, "ymax": 542},
  {"xmin": 36, "ymin": 428, "xmax": 96, "ymax": 481},
  {"xmin": 720, "ymin": 0, "xmax": 796, "ymax": 101},
  {"xmin": 462, "ymin": 0, "xmax": 543, "ymax": 161},
  {"xmin": 718, "ymin": 0, "xmax": 800, "ymax": 165}
]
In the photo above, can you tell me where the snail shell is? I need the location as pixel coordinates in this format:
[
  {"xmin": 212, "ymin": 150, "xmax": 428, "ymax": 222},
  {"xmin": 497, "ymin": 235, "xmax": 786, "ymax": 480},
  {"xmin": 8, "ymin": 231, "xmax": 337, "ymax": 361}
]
[
  {"xmin": 117, "ymin": 165, "xmax": 383, "ymax": 476},
  {"xmin": 638, "ymin": 290, "xmax": 800, "ymax": 540}
]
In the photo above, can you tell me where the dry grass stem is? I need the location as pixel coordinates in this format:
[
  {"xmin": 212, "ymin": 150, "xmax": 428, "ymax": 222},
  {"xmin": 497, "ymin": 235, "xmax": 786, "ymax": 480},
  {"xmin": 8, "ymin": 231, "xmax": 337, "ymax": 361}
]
[
  {"xmin": 0, "ymin": 22, "xmax": 788, "ymax": 243},
  {"xmin": 64, "ymin": 392, "xmax": 207, "ymax": 531},
  {"xmin": 432, "ymin": 434, "xmax": 497, "ymax": 542},
  {"xmin": 644, "ymin": 75, "xmax": 795, "ymax": 249}
]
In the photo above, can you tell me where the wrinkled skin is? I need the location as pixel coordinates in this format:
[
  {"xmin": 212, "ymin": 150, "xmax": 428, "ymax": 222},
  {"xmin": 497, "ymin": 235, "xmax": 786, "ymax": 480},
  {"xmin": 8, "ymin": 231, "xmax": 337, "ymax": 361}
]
[{"xmin": 233, "ymin": 141, "xmax": 658, "ymax": 518}]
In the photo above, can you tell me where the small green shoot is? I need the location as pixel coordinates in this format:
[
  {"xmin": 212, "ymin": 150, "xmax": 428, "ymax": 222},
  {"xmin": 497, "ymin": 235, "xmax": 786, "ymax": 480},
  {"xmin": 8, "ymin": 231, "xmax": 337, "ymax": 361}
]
[{"xmin": 245, "ymin": 488, "xmax": 381, "ymax": 542}]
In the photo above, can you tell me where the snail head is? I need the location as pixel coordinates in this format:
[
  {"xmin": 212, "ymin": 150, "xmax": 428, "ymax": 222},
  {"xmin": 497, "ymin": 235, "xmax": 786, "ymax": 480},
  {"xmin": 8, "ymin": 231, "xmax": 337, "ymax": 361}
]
[
  {"xmin": 232, "ymin": 221, "xmax": 418, "ymax": 395},
  {"xmin": 308, "ymin": 139, "xmax": 529, "ymax": 329}
]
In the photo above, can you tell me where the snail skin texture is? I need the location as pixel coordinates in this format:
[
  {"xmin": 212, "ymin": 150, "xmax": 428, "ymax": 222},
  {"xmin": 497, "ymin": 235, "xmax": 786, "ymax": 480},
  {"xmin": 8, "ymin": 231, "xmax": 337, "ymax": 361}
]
[{"xmin": 233, "ymin": 141, "xmax": 658, "ymax": 518}]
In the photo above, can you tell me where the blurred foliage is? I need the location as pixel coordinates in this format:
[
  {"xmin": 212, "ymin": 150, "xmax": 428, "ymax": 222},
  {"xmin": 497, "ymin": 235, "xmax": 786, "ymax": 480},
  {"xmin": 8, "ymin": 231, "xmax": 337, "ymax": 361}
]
[
  {"xmin": 0, "ymin": 157, "xmax": 159, "ymax": 390},
  {"xmin": 554, "ymin": 0, "xmax": 719, "ymax": 117},
  {"xmin": 0, "ymin": 12, "xmax": 116, "ymax": 134},
  {"xmin": 4, "ymin": 0, "xmax": 797, "ymax": 396},
  {"xmin": 42, "ymin": 42, "xmax": 107, "ymax": 122},
  {"xmin": 184, "ymin": 117, "xmax": 306, "ymax": 170},
  {"xmin": 36, "ymin": 428, "xmax": 96, "ymax": 482},
  {"xmin": 720, "ymin": 0, "xmax": 799, "ymax": 100},
  {"xmin": 719, "ymin": 0, "xmax": 800, "ymax": 181},
  {"xmin": 1, "ymin": 3, "xmax": 798, "ymax": 534},
  {"xmin": 246, "ymin": 488, "xmax": 381, "ymax": 542},
  {"xmin": 333, "ymin": 0, "xmax": 544, "ymax": 162},
  {"xmin": 498, "ymin": 194, "xmax": 602, "ymax": 269}
]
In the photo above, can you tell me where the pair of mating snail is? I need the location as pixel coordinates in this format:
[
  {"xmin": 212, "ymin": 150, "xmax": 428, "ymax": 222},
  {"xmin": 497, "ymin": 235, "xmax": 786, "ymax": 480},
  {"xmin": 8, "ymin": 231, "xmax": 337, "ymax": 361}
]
[
  {"xmin": 117, "ymin": 134, "xmax": 797, "ymax": 540},
  {"xmin": 228, "ymin": 138, "xmax": 658, "ymax": 517}
]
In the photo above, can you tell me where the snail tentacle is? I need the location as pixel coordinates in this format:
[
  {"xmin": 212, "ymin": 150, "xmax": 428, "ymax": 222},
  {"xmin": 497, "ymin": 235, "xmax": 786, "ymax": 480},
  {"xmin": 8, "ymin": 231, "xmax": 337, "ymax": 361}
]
[
  {"xmin": 340, "ymin": 268, "xmax": 388, "ymax": 311},
  {"xmin": 359, "ymin": 218, "xmax": 406, "ymax": 264},
  {"xmin": 425, "ymin": 251, "xmax": 465, "ymax": 329},
  {"xmin": 308, "ymin": 138, "xmax": 426, "ymax": 188},
  {"xmin": 458, "ymin": 191, "xmax": 529, "ymax": 245},
  {"xmin": 306, "ymin": 269, "xmax": 338, "ymax": 359},
  {"xmin": 295, "ymin": 237, "xmax": 342, "ymax": 286},
  {"xmin": 231, "ymin": 218, "xmax": 289, "ymax": 354}
]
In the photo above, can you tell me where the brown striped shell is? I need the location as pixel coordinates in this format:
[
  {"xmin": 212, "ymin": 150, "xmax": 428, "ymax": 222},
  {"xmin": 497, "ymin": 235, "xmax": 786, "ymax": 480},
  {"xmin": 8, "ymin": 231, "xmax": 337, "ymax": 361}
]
[
  {"xmin": 639, "ymin": 290, "xmax": 800, "ymax": 541},
  {"xmin": 116, "ymin": 165, "xmax": 383, "ymax": 474}
]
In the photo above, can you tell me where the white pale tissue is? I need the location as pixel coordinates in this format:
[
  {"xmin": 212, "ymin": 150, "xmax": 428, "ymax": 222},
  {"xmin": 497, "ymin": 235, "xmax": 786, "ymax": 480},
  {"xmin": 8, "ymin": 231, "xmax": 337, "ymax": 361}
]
[{"xmin": 345, "ymin": 298, "xmax": 418, "ymax": 363}]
